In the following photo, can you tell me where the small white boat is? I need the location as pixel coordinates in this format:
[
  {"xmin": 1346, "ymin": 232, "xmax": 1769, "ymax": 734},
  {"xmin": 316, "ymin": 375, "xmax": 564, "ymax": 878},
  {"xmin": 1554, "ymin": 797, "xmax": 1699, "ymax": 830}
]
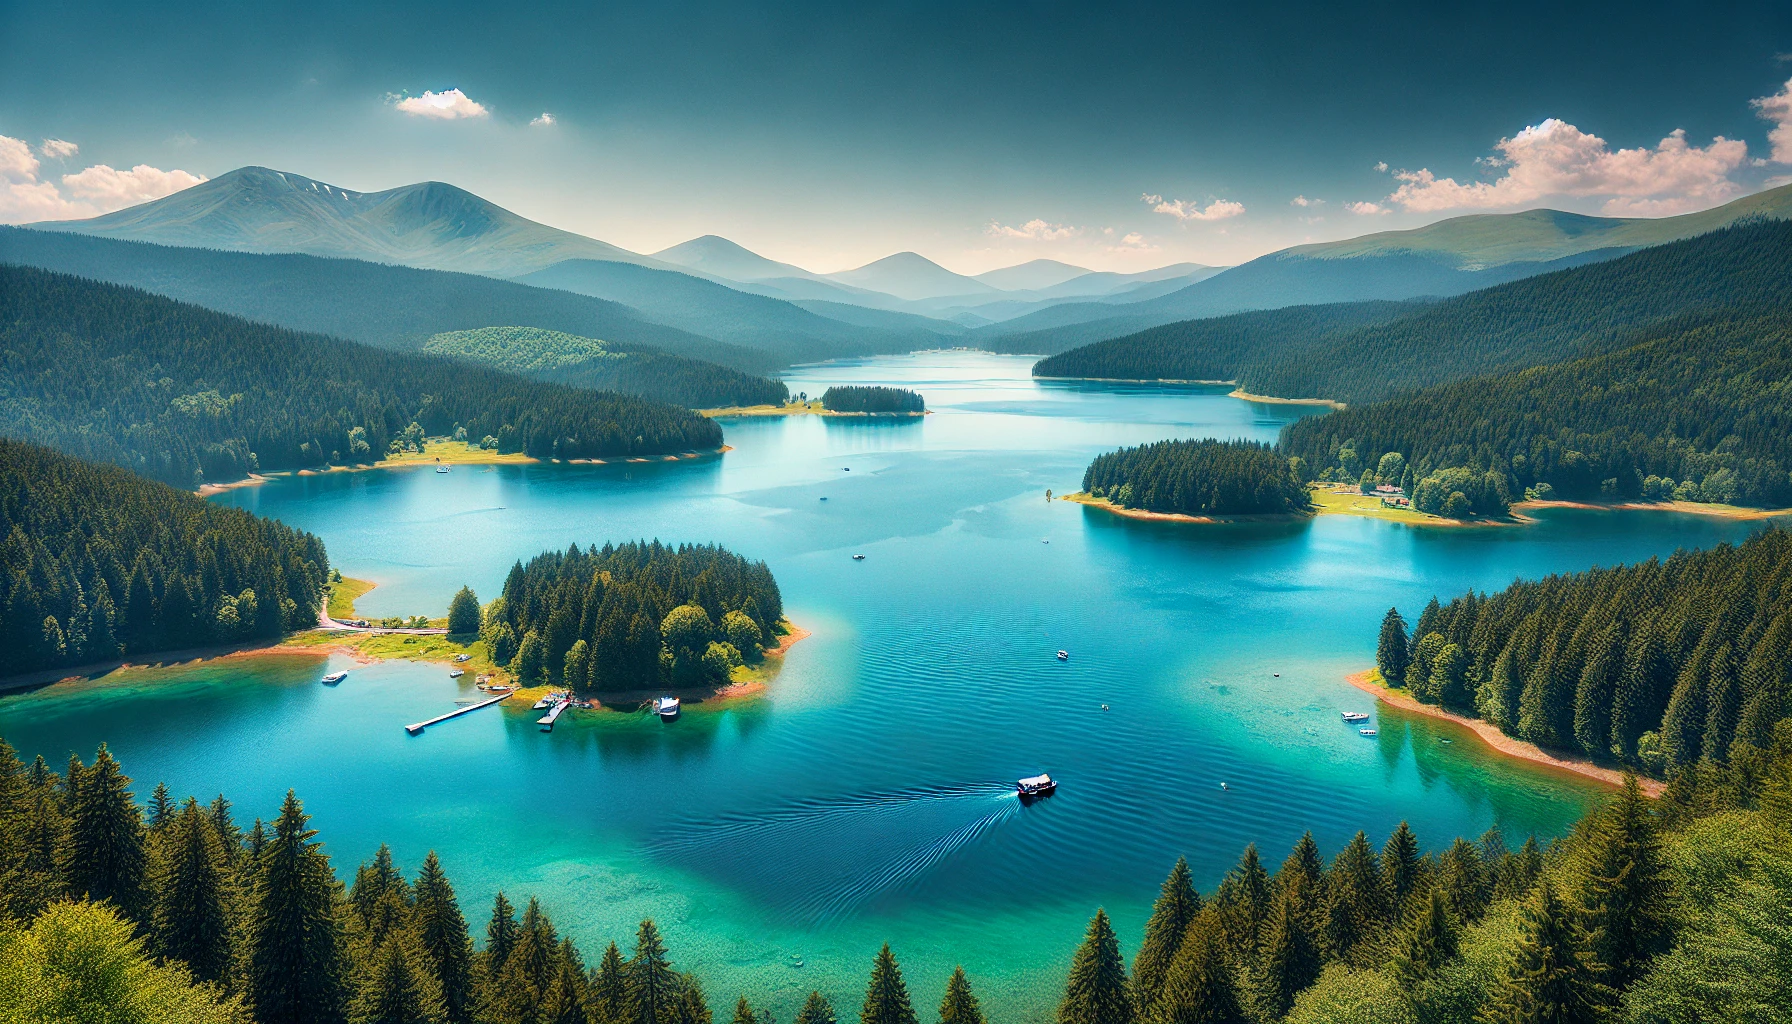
[
  {"xmin": 852, "ymin": 554, "xmax": 866, "ymax": 560},
  {"xmin": 448, "ymin": 669, "xmax": 465, "ymax": 678},
  {"xmin": 532, "ymin": 691, "xmax": 568, "ymax": 710},
  {"xmin": 1341, "ymin": 711, "xmax": 1370, "ymax": 722},
  {"xmin": 1056, "ymin": 650, "xmax": 1069, "ymax": 661},
  {"xmin": 654, "ymin": 696, "xmax": 681, "ymax": 719},
  {"xmin": 1359, "ymin": 728, "xmax": 1378, "ymax": 737},
  {"xmin": 1017, "ymin": 773, "xmax": 1057, "ymax": 799},
  {"xmin": 454, "ymin": 653, "xmax": 472, "ymax": 663},
  {"xmin": 321, "ymin": 670, "xmax": 348, "ymax": 685},
  {"xmin": 435, "ymin": 465, "xmax": 449, "ymax": 474}
]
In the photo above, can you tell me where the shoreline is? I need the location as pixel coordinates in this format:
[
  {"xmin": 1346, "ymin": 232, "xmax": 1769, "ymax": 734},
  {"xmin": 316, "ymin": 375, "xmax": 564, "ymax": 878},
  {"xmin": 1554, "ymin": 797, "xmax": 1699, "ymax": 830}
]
[
  {"xmin": 1227, "ymin": 389, "xmax": 1346, "ymax": 410},
  {"xmin": 1512, "ymin": 497, "xmax": 1792, "ymax": 521},
  {"xmin": 1344, "ymin": 670, "xmax": 1663, "ymax": 796},
  {"xmin": 195, "ymin": 444, "xmax": 732, "ymax": 494},
  {"xmin": 1062, "ymin": 492, "xmax": 1310, "ymax": 525},
  {"xmin": 1033, "ymin": 375, "xmax": 1238, "ymax": 387},
  {"xmin": 701, "ymin": 401, "xmax": 928, "ymax": 419}
]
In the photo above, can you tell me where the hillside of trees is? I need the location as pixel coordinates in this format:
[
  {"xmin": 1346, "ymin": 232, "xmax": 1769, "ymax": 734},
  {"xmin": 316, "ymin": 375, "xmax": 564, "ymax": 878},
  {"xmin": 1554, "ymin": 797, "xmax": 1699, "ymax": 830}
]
[
  {"xmin": 1374, "ymin": 528, "xmax": 1792, "ymax": 776},
  {"xmin": 819, "ymin": 386, "xmax": 926, "ymax": 413},
  {"xmin": 0, "ymin": 227, "xmax": 774, "ymax": 375},
  {"xmin": 8, "ymin": 723, "xmax": 1790, "ymax": 1023},
  {"xmin": 1083, "ymin": 439, "xmax": 1311, "ymax": 516},
  {"xmin": 0, "ymin": 266, "xmax": 724, "ymax": 487},
  {"xmin": 1031, "ymin": 301, "xmax": 1420, "ymax": 381},
  {"xmin": 422, "ymin": 327, "xmax": 790, "ymax": 409},
  {"xmin": 479, "ymin": 541, "xmax": 785, "ymax": 693},
  {"xmin": 1034, "ymin": 220, "xmax": 1792, "ymax": 405},
  {"xmin": 1280, "ymin": 311, "xmax": 1792, "ymax": 510},
  {"xmin": 0, "ymin": 439, "xmax": 328, "ymax": 676}
]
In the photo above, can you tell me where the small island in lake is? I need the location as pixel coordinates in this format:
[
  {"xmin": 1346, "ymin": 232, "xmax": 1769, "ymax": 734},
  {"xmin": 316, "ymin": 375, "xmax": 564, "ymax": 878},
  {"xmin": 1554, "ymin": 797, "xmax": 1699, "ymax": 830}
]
[
  {"xmin": 704, "ymin": 385, "xmax": 928, "ymax": 419},
  {"xmin": 1074, "ymin": 438, "xmax": 1311, "ymax": 521}
]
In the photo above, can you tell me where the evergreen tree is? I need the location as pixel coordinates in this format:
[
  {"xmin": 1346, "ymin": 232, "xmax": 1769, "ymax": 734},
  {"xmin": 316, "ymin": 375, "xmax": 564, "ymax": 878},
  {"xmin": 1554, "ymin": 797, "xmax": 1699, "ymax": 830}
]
[
  {"xmin": 245, "ymin": 790, "xmax": 350, "ymax": 1024},
  {"xmin": 543, "ymin": 949, "xmax": 591, "ymax": 1024},
  {"xmin": 148, "ymin": 781, "xmax": 174, "ymax": 834},
  {"xmin": 484, "ymin": 892, "xmax": 520, "ymax": 980},
  {"xmin": 1435, "ymin": 837, "xmax": 1489, "ymax": 923},
  {"xmin": 411, "ymin": 851, "xmax": 474, "ymax": 1024},
  {"xmin": 672, "ymin": 980, "xmax": 713, "ymax": 1024},
  {"xmin": 795, "ymin": 992, "xmax": 837, "ymax": 1024},
  {"xmin": 1249, "ymin": 887, "xmax": 1320, "ymax": 1021},
  {"xmin": 1574, "ymin": 777, "xmax": 1670, "ymax": 986},
  {"xmin": 862, "ymin": 943, "xmax": 920, "ymax": 1024},
  {"xmin": 1389, "ymin": 889, "xmax": 1458, "ymax": 994},
  {"xmin": 352, "ymin": 843, "xmax": 412, "ymax": 929},
  {"xmin": 1058, "ymin": 911, "xmax": 1130, "ymax": 1024},
  {"xmin": 150, "ymin": 799, "xmax": 234, "ymax": 985},
  {"xmin": 1322, "ymin": 832, "xmax": 1388, "ymax": 965},
  {"xmin": 626, "ymin": 918, "xmax": 682, "ymax": 1024},
  {"xmin": 1571, "ymin": 624, "xmax": 1623, "ymax": 757},
  {"xmin": 1481, "ymin": 881, "xmax": 1610, "ymax": 1024},
  {"xmin": 938, "ymin": 967, "xmax": 985, "ymax": 1024},
  {"xmin": 65, "ymin": 743, "xmax": 147, "ymax": 919},
  {"xmin": 591, "ymin": 941, "xmax": 629, "ymax": 1024},
  {"xmin": 1150, "ymin": 909, "xmax": 1243, "ymax": 1024},
  {"xmin": 1377, "ymin": 608, "xmax": 1410, "ymax": 686},
  {"xmin": 448, "ymin": 587, "xmax": 482, "ymax": 636},
  {"xmin": 1380, "ymin": 821, "xmax": 1423, "ymax": 916},
  {"xmin": 352, "ymin": 931, "xmax": 448, "ymax": 1024},
  {"xmin": 1215, "ymin": 845, "xmax": 1271, "ymax": 954},
  {"xmin": 1132, "ymin": 857, "xmax": 1202, "ymax": 1016}
]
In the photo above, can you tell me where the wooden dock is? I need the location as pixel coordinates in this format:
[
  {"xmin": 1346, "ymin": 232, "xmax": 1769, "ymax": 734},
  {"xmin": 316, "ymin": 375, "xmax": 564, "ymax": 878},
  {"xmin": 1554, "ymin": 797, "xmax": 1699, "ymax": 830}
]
[
  {"xmin": 405, "ymin": 692, "xmax": 509, "ymax": 735},
  {"xmin": 537, "ymin": 699, "xmax": 570, "ymax": 730}
]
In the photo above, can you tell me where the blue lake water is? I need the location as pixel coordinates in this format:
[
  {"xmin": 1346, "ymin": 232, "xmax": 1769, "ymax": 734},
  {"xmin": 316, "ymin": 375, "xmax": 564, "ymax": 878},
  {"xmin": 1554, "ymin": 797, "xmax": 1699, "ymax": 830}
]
[{"xmin": 0, "ymin": 351, "xmax": 1771, "ymax": 1020}]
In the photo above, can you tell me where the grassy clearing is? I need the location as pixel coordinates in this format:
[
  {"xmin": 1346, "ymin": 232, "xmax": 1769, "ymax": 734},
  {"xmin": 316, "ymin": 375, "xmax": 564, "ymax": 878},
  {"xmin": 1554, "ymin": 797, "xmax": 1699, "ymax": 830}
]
[
  {"xmin": 325, "ymin": 577, "xmax": 376, "ymax": 620},
  {"xmin": 1307, "ymin": 485, "xmax": 1466, "ymax": 525},
  {"xmin": 700, "ymin": 400, "xmax": 828, "ymax": 417},
  {"xmin": 379, "ymin": 439, "xmax": 538, "ymax": 467}
]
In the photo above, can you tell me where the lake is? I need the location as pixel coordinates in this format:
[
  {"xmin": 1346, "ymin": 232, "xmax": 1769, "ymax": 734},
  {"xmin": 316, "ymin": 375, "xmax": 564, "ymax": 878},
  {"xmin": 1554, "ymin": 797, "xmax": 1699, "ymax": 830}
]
[{"xmin": 0, "ymin": 351, "xmax": 1770, "ymax": 1020}]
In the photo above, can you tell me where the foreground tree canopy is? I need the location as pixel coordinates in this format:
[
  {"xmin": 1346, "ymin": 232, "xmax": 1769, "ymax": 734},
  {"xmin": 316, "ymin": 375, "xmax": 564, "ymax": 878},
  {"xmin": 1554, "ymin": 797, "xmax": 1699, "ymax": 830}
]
[
  {"xmin": 1082, "ymin": 438, "xmax": 1311, "ymax": 516},
  {"xmin": 0, "ymin": 438, "xmax": 328, "ymax": 675}
]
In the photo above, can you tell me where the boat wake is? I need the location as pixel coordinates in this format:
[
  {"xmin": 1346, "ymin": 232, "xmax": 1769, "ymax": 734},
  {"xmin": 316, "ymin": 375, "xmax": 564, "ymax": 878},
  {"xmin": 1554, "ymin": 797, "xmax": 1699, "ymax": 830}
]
[{"xmin": 649, "ymin": 783, "xmax": 1022, "ymax": 924}]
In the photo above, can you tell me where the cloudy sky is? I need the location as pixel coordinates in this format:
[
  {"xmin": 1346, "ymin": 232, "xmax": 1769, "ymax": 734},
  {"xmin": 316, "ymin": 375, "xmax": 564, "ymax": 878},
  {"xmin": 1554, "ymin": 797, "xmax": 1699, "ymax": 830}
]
[{"xmin": 4, "ymin": 0, "xmax": 1792, "ymax": 273}]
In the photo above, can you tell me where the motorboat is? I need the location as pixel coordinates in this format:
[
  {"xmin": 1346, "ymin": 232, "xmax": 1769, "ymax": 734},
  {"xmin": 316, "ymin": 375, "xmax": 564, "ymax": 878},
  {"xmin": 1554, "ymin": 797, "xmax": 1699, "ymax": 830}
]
[
  {"xmin": 1359, "ymin": 728, "xmax": 1378, "ymax": 737},
  {"xmin": 1341, "ymin": 711, "xmax": 1371, "ymax": 722},
  {"xmin": 454, "ymin": 653, "xmax": 472, "ymax": 662},
  {"xmin": 1017, "ymin": 773, "xmax": 1057, "ymax": 799},
  {"xmin": 852, "ymin": 554, "xmax": 866, "ymax": 560},
  {"xmin": 321, "ymin": 670, "xmax": 348, "ymax": 685},
  {"xmin": 1056, "ymin": 650, "xmax": 1069, "ymax": 661},
  {"xmin": 448, "ymin": 669, "xmax": 465, "ymax": 678},
  {"xmin": 654, "ymin": 696, "xmax": 681, "ymax": 719},
  {"xmin": 435, "ymin": 465, "xmax": 450, "ymax": 474}
]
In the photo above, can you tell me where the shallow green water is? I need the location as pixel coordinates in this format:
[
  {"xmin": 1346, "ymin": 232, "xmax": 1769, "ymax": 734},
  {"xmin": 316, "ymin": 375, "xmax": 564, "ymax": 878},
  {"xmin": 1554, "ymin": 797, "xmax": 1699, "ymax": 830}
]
[{"xmin": 1, "ymin": 352, "xmax": 1773, "ymax": 1019}]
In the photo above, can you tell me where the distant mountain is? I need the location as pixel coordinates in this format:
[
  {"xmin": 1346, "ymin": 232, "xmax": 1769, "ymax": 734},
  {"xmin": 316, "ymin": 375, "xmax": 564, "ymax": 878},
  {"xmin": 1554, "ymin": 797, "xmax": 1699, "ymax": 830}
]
[
  {"xmin": 32, "ymin": 166, "xmax": 677, "ymax": 277},
  {"xmin": 651, "ymin": 234, "xmax": 822, "ymax": 282},
  {"xmin": 972, "ymin": 259, "xmax": 1093, "ymax": 291},
  {"xmin": 824, "ymin": 252, "xmax": 997, "ymax": 301}
]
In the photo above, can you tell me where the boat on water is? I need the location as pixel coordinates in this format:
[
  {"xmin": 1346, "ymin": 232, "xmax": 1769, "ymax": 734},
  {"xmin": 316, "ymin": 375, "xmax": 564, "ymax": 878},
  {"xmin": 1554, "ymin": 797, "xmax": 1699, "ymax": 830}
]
[
  {"xmin": 654, "ymin": 696, "xmax": 681, "ymax": 719},
  {"xmin": 448, "ymin": 669, "xmax": 465, "ymax": 678},
  {"xmin": 1017, "ymin": 773, "xmax": 1057, "ymax": 799},
  {"xmin": 1056, "ymin": 650, "xmax": 1069, "ymax": 661},
  {"xmin": 1341, "ymin": 711, "xmax": 1370, "ymax": 722},
  {"xmin": 1359, "ymin": 728, "xmax": 1378, "ymax": 737},
  {"xmin": 321, "ymin": 670, "xmax": 348, "ymax": 685},
  {"xmin": 852, "ymin": 553, "xmax": 866, "ymax": 560}
]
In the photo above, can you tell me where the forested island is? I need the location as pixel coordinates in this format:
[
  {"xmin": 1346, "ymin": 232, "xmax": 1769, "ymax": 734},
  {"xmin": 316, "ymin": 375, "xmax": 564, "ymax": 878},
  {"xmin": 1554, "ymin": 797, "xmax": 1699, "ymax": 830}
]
[
  {"xmin": 0, "ymin": 438, "xmax": 328, "ymax": 676},
  {"xmin": 1080, "ymin": 439, "xmax": 1312, "ymax": 518},
  {"xmin": 479, "ymin": 541, "xmax": 785, "ymax": 693},
  {"xmin": 1374, "ymin": 528, "xmax": 1791, "ymax": 778},
  {"xmin": 423, "ymin": 326, "xmax": 790, "ymax": 410},
  {"xmin": 819, "ymin": 386, "xmax": 926, "ymax": 414},
  {"xmin": 0, "ymin": 266, "xmax": 724, "ymax": 488},
  {"xmin": 7, "ymin": 720, "xmax": 1788, "ymax": 1023}
]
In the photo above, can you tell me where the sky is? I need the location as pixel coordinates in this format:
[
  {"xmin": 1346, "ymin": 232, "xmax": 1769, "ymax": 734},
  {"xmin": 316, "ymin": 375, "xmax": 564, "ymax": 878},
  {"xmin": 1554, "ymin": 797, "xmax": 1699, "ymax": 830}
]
[{"xmin": 5, "ymin": 0, "xmax": 1792, "ymax": 274}]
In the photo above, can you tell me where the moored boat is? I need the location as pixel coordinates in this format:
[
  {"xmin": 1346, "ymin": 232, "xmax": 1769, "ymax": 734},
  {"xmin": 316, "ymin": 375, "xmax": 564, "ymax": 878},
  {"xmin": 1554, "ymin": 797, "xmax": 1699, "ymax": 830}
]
[
  {"xmin": 449, "ymin": 669, "xmax": 465, "ymax": 678},
  {"xmin": 1017, "ymin": 773, "xmax": 1057, "ymax": 799},
  {"xmin": 1359, "ymin": 728, "xmax": 1378, "ymax": 737},
  {"xmin": 1341, "ymin": 711, "xmax": 1370, "ymax": 722},
  {"xmin": 321, "ymin": 670, "xmax": 348, "ymax": 685},
  {"xmin": 532, "ymin": 691, "xmax": 568, "ymax": 710},
  {"xmin": 654, "ymin": 696, "xmax": 681, "ymax": 719},
  {"xmin": 1056, "ymin": 650, "xmax": 1069, "ymax": 661}
]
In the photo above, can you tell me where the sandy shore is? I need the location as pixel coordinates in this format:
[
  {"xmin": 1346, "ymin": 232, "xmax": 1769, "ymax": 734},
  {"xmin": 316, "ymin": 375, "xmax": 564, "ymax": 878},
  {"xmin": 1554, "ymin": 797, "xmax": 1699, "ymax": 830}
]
[
  {"xmin": 1033, "ymin": 375, "xmax": 1238, "ymax": 386},
  {"xmin": 1513, "ymin": 498, "xmax": 1792, "ymax": 521},
  {"xmin": 1063, "ymin": 492, "xmax": 1309, "ymax": 525},
  {"xmin": 1345, "ymin": 670, "xmax": 1663, "ymax": 796},
  {"xmin": 193, "ymin": 445, "xmax": 731, "ymax": 494},
  {"xmin": 1227, "ymin": 389, "xmax": 1347, "ymax": 410},
  {"xmin": 701, "ymin": 402, "xmax": 928, "ymax": 419}
]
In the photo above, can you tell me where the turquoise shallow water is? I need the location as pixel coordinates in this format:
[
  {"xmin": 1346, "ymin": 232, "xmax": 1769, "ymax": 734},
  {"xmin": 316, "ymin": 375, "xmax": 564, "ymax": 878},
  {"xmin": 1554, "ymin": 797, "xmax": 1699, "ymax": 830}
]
[{"xmin": 0, "ymin": 352, "xmax": 1774, "ymax": 1020}]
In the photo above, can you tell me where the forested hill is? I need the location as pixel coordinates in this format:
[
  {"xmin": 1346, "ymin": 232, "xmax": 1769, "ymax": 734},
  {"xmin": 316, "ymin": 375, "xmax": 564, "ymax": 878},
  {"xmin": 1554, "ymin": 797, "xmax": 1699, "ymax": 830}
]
[
  {"xmin": 1082, "ymin": 439, "xmax": 1310, "ymax": 516},
  {"xmin": 0, "ymin": 227, "xmax": 774, "ymax": 375},
  {"xmin": 422, "ymin": 326, "xmax": 789, "ymax": 409},
  {"xmin": 1281, "ymin": 311, "xmax": 1792, "ymax": 509},
  {"xmin": 1035, "ymin": 220, "xmax": 1792, "ymax": 404},
  {"xmin": 0, "ymin": 438, "xmax": 329, "ymax": 675},
  {"xmin": 1377, "ymin": 528, "xmax": 1792, "ymax": 776},
  {"xmin": 0, "ymin": 266, "xmax": 723, "ymax": 486},
  {"xmin": 1031, "ymin": 301, "xmax": 1421, "ymax": 381}
]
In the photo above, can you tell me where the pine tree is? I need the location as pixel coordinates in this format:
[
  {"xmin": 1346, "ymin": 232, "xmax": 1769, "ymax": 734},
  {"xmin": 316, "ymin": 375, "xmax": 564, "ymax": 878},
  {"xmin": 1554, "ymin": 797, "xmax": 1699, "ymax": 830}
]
[
  {"xmin": 150, "ymin": 799, "xmax": 234, "ymax": 984},
  {"xmin": 1150, "ymin": 909, "xmax": 1243, "ymax": 1024},
  {"xmin": 208, "ymin": 794, "xmax": 243, "ymax": 863},
  {"xmin": 1389, "ymin": 889, "xmax": 1458, "ymax": 994},
  {"xmin": 733, "ymin": 996, "xmax": 759, "ymax": 1024},
  {"xmin": 497, "ymin": 897, "xmax": 559, "ymax": 1022},
  {"xmin": 1380, "ymin": 822, "xmax": 1422, "ymax": 918},
  {"xmin": 862, "ymin": 943, "xmax": 920, "ymax": 1024},
  {"xmin": 1700, "ymin": 645, "xmax": 1741, "ymax": 764},
  {"xmin": 1571, "ymin": 623, "xmax": 1623, "ymax": 757},
  {"xmin": 245, "ymin": 790, "xmax": 350, "ymax": 1024},
  {"xmin": 1574, "ymin": 777, "xmax": 1670, "ymax": 986},
  {"xmin": 627, "ymin": 918, "xmax": 681, "ymax": 1024},
  {"xmin": 543, "ymin": 951, "xmax": 591, "ymax": 1024},
  {"xmin": 590, "ymin": 942, "xmax": 629, "ymax": 1024},
  {"xmin": 65, "ymin": 743, "xmax": 147, "ymax": 920},
  {"xmin": 938, "ymin": 967, "xmax": 985, "ymax": 1024},
  {"xmin": 448, "ymin": 587, "xmax": 482, "ymax": 636},
  {"xmin": 672, "ymin": 980, "xmax": 712, "ymax": 1024},
  {"xmin": 1377, "ymin": 608, "xmax": 1410, "ymax": 686},
  {"xmin": 148, "ymin": 781, "xmax": 175, "ymax": 834},
  {"xmin": 351, "ymin": 931, "xmax": 448, "ymax": 1024},
  {"xmin": 1058, "ymin": 911, "xmax": 1129, "ymax": 1024},
  {"xmin": 484, "ymin": 892, "xmax": 520, "ymax": 981},
  {"xmin": 1215, "ymin": 845, "xmax": 1271, "ymax": 954},
  {"xmin": 1435, "ymin": 837, "xmax": 1489, "ymax": 923},
  {"xmin": 1481, "ymin": 881, "xmax": 1610, "ymax": 1024},
  {"xmin": 1322, "ymin": 832, "xmax": 1388, "ymax": 965},
  {"xmin": 1249, "ymin": 887, "xmax": 1320, "ymax": 1021},
  {"xmin": 1132, "ymin": 858, "xmax": 1202, "ymax": 1016},
  {"xmin": 795, "ymin": 992, "xmax": 837, "ymax": 1024},
  {"xmin": 352, "ymin": 843, "xmax": 412, "ymax": 929},
  {"xmin": 411, "ymin": 851, "xmax": 473, "ymax": 1024},
  {"xmin": 1608, "ymin": 619, "xmax": 1668, "ymax": 760}
]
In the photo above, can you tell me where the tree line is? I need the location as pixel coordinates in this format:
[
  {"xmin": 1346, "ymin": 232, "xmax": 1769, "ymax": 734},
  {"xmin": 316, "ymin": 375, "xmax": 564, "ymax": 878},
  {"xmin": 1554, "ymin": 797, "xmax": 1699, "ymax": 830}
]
[
  {"xmin": 1082, "ymin": 439, "xmax": 1311, "ymax": 516},
  {"xmin": 0, "ymin": 438, "xmax": 328, "ymax": 676},
  {"xmin": 820, "ymin": 387, "xmax": 926, "ymax": 414},
  {"xmin": 1374, "ymin": 528, "xmax": 1792, "ymax": 777},
  {"xmin": 422, "ymin": 327, "xmax": 790, "ymax": 410},
  {"xmin": 8, "ymin": 730, "xmax": 1791, "ymax": 1023},
  {"xmin": 479, "ymin": 541, "xmax": 785, "ymax": 693},
  {"xmin": 0, "ymin": 265, "xmax": 725, "ymax": 488}
]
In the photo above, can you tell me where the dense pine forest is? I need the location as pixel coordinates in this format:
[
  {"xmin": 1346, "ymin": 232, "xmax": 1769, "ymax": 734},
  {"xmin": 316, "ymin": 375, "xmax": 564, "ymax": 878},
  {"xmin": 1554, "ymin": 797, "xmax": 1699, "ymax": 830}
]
[
  {"xmin": 7, "ymin": 727, "xmax": 1790, "ymax": 1023},
  {"xmin": 820, "ymin": 386, "xmax": 926, "ymax": 414},
  {"xmin": 1374, "ymin": 528, "xmax": 1792, "ymax": 776},
  {"xmin": 0, "ymin": 439, "xmax": 328, "ymax": 676},
  {"xmin": 480, "ymin": 542, "xmax": 784, "ymax": 692},
  {"xmin": 1082, "ymin": 439, "xmax": 1311, "ymax": 516},
  {"xmin": 423, "ymin": 327, "xmax": 790, "ymax": 409},
  {"xmin": 0, "ymin": 266, "xmax": 724, "ymax": 487},
  {"xmin": 1035, "ymin": 220, "xmax": 1792, "ymax": 405}
]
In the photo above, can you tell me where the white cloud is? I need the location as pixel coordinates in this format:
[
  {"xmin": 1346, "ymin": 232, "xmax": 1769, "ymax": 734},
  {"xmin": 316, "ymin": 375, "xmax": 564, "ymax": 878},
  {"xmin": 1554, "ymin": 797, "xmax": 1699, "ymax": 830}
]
[
  {"xmin": 0, "ymin": 135, "xmax": 205, "ymax": 223},
  {"xmin": 1374, "ymin": 162, "xmax": 1389, "ymax": 173},
  {"xmin": 393, "ymin": 88, "xmax": 489, "ymax": 120},
  {"xmin": 988, "ymin": 218, "xmax": 1079, "ymax": 241},
  {"xmin": 1143, "ymin": 193, "xmax": 1245, "ymax": 221},
  {"xmin": 1346, "ymin": 201, "xmax": 1390, "ymax": 215},
  {"xmin": 1289, "ymin": 195, "xmax": 1322, "ymax": 207},
  {"xmin": 531, "ymin": 112, "xmax": 556, "ymax": 126},
  {"xmin": 1101, "ymin": 229, "xmax": 1156, "ymax": 252},
  {"xmin": 1386, "ymin": 118, "xmax": 1748, "ymax": 216},
  {"xmin": 1753, "ymin": 78, "xmax": 1792, "ymax": 163},
  {"xmin": 38, "ymin": 139, "xmax": 78, "ymax": 159}
]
